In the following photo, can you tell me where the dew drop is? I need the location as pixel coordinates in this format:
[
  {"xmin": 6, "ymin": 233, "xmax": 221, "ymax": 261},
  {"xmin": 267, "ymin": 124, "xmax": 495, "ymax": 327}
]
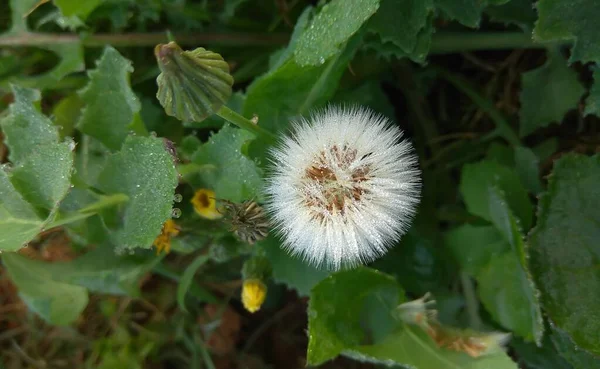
[
  {"xmin": 1, "ymin": 163, "xmax": 12, "ymax": 173},
  {"xmin": 150, "ymin": 131, "xmax": 158, "ymax": 137},
  {"xmin": 173, "ymin": 193, "xmax": 183, "ymax": 203},
  {"xmin": 171, "ymin": 208, "xmax": 182, "ymax": 218},
  {"xmin": 66, "ymin": 138, "xmax": 77, "ymax": 151}
]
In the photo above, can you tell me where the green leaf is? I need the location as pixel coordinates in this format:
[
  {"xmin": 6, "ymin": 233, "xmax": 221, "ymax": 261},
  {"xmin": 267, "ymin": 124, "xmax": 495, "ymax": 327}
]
[
  {"xmin": 53, "ymin": 246, "xmax": 158, "ymax": 296},
  {"xmin": 519, "ymin": 50, "xmax": 585, "ymax": 137},
  {"xmin": 293, "ymin": 0, "xmax": 379, "ymax": 67},
  {"xmin": 78, "ymin": 46, "xmax": 142, "ymax": 151},
  {"xmin": 243, "ymin": 8, "xmax": 366, "ymax": 133},
  {"xmin": 368, "ymin": 0, "xmax": 433, "ymax": 58},
  {"xmin": 0, "ymin": 170, "xmax": 43, "ymax": 251},
  {"xmin": 349, "ymin": 326, "xmax": 518, "ymax": 369},
  {"xmin": 7, "ymin": 0, "xmax": 39, "ymax": 33},
  {"xmin": 485, "ymin": 0, "xmax": 537, "ymax": 31},
  {"xmin": 5, "ymin": 0, "xmax": 84, "ymax": 85},
  {"xmin": 52, "ymin": 94, "xmax": 84, "ymax": 138},
  {"xmin": 460, "ymin": 160, "xmax": 533, "ymax": 230},
  {"xmin": 445, "ymin": 224, "xmax": 508, "ymax": 276},
  {"xmin": 191, "ymin": 125, "xmax": 263, "ymax": 202},
  {"xmin": 477, "ymin": 252, "xmax": 539, "ymax": 341},
  {"xmin": 17, "ymin": 43, "xmax": 85, "ymax": 90},
  {"xmin": 97, "ymin": 136, "xmax": 178, "ymax": 250},
  {"xmin": 177, "ymin": 254, "xmax": 209, "ymax": 313},
  {"xmin": 528, "ymin": 154, "xmax": 600, "ymax": 355},
  {"xmin": 259, "ymin": 235, "xmax": 330, "ymax": 297},
  {"xmin": 53, "ymin": 0, "xmax": 103, "ymax": 20},
  {"xmin": 514, "ymin": 146, "xmax": 543, "ymax": 195},
  {"xmin": 584, "ymin": 65, "xmax": 600, "ymax": 117},
  {"xmin": 0, "ymin": 85, "xmax": 75, "ymax": 250},
  {"xmin": 332, "ymin": 80, "xmax": 395, "ymax": 119},
  {"xmin": 307, "ymin": 267, "xmax": 403, "ymax": 364},
  {"xmin": 550, "ymin": 326, "xmax": 600, "ymax": 369},
  {"xmin": 373, "ymin": 227, "xmax": 450, "ymax": 296},
  {"xmin": 487, "ymin": 187, "xmax": 544, "ymax": 342},
  {"xmin": 1, "ymin": 85, "xmax": 58, "ymax": 163},
  {"xmin": 2, "ymin": 253, "xmax": 88, "ymax": 326},
  {"xmin": 307, "ymin": 267, "xmax": 518, "ymax": 368},
  {"xmin": 534, "ymin": 0, "xmax": 600, "ymax": 64},
  {"xmin": 10, "ymin": 141, "xmax": 74, "ymax": 212},
  {"xmin": 511, "ymin": 336, "xmax": 574, "ymax": 369},
  {"xmin": 363, "ymin": 14, "xmax": 434, "ymax": 63},
  {"xmin": 435, "ymin": 0, "xmax": 509, "ymax": 28}
]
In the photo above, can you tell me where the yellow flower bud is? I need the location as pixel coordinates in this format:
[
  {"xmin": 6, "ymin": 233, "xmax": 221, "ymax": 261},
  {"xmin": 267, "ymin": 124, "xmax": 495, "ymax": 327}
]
[
  {"xmin": 191, "ymin": 189, "xmax": 223, "ymax": 220},
  {"xmin": 242, "ymin": 279, "xmax": 267, "ymax": 313}
]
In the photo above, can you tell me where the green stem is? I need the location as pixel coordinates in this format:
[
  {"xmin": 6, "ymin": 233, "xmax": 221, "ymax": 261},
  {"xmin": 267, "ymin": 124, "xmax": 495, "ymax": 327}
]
[
  {"xmin": 0, "ymin": 31, "xmax": 289, "ymax": 48},
  {"xmin": 434, "ymin": 67, "xmax": 521, "ymax": 146},
  {"xmin": 460, "ymin": 272, "xmax": 483, "ymax": 330},
  {"xmin": 43, "ymin": 193, "xmax": 129, "ymax": 230},
  {"xmin": 0, "ymin": 31, "xmax": 560, "ymax": 52},
  {"xmin": 216, "ymin": 105, "xmax": 277, "ymax": 142},
  {"xmin": 429, "ymin": 32, "xmax": 550, "ymax": 54}
]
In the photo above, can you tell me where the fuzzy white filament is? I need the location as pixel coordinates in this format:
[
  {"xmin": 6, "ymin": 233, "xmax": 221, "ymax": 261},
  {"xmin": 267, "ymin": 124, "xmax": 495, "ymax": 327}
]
[{"xmin": 265, "ymin": 106, "xmax": 421, "ymax": 270}]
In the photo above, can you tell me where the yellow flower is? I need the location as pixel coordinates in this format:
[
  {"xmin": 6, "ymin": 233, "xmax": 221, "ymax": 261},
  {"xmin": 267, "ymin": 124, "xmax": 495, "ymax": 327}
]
[
  {"xmin": 241, "ymin": 279, "xmax": 267, "ymax": 313},
  {"xmin": 191, "ymin": 189, "xmax": 222, "ymax": 220},
  {"xmin": 163, "ymin": 219, "xmax": 181, "ymax": 237},
  {"xmin": 154, "ymin": 219, "xmax": 180, "ymax": 254}
]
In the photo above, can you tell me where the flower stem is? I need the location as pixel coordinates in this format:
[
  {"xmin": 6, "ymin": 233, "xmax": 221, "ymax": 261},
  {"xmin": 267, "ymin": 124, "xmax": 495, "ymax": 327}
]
[
  {"xmin": 429, "ymin": 32, "xmax": 553, "ymax": 54},
  {"xmin": 216, "ymin": 106, "xmax": 277, "ymax": 142},
  {"xmin": 433, "ymin": 66, "xmax": 521, "ymax": 146},
  {"xmin": 0, "ymin": 31, "xmax": 289, "ymax": 47},
  {"xmin": 0, "ymin": 31, "xmax": 559, "ymax": 52},
  {"xmin": 460, "ymin": 271, "xmax": 483, "ymax": 330}
]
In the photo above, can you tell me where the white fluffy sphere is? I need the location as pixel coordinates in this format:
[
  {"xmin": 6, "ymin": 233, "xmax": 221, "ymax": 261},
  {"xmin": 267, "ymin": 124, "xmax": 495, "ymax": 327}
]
[{"xmin": 265, "ymin": 106, "xmax": 421, "ymax": 270}]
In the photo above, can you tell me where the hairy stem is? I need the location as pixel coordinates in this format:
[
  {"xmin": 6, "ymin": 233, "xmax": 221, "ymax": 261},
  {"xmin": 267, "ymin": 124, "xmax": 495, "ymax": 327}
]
[
  {"xmin": 0, "ymin": 31, "xmax": 557, "ymax": 52},
  {"xmin": 0, "ymin": 31, "xmax": 289, "ymax": 47},
  {"xmin": 216, "ymin": 106, "xmax": 277, "ymax": 142}
]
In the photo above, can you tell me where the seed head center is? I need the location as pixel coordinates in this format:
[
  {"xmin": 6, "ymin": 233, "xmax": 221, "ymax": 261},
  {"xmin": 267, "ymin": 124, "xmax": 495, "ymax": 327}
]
[{"xmin": 302, "ymin": 145, "xmax": 371, "ymax": 217}]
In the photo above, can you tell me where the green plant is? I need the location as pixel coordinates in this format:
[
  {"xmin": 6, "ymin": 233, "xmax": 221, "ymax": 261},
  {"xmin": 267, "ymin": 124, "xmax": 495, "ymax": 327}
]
[{"xmin": 1, "ymin": 0, "xmax": 599, "ymax": 368}]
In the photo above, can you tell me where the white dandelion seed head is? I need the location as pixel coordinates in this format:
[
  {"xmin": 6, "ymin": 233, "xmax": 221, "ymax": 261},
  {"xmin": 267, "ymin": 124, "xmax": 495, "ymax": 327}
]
[{"xmin": 265, "ymin": 105, "xmax": 421, "ymax": 270}]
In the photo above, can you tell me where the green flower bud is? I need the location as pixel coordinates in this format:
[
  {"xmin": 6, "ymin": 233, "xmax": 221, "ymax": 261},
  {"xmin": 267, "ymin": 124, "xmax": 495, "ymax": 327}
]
[{"xmin": 155, "ymin": 42, "xmax": 233, "ymax": 122}]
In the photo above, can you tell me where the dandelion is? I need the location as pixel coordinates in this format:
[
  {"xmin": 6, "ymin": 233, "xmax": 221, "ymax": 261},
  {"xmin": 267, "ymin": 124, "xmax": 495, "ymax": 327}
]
[
  {"xmin": 191, "ymin": 189, "xmax": 222, "ymax": 220},
  {"xmin": 265, "ymin": 106, "xmax": 421, "ymax": 269},
  {"xmin": 154, "ymin": 219, "xmax": 180, "ymax": 254},
  {"xmin": 241, "ymin": 279, "xmax": 267, "ymax": 313}
]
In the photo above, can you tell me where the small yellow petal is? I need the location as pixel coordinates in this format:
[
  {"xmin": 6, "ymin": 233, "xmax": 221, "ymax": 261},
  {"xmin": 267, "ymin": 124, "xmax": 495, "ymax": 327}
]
[
  {"xmin": 154, "ymin": 220, "xmax": 179, "ymax": 254},
  {"xmin": 163, "ymin": 219, "xmax": 181, "ymax": 237},
  {"xmin": 191, "ymin": 189, "xmax": 223, "ymax": 220},
  {"xmin": 242, "ymin": 279, "xmax": 267, "ymax": 313},
  {"xmin": 153, "ymin": 234, "xmax": 171, "ymax": 254}
]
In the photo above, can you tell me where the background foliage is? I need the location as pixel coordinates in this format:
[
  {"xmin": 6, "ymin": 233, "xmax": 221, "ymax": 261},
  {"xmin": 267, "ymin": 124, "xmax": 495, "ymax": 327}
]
[{"xmin": 0, "ymin": 0, "xmax": 599, "ymax": 368}]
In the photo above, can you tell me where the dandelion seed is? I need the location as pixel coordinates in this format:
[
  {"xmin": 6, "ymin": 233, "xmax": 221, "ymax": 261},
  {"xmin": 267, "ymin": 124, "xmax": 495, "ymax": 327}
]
[
  {"xmin": 241, "ymin": 279, "xmax": 267, "ymax": 313},
  {"xmin": 265, "ymin": 106, "xmax": 421, "ymax": 269},
  {"xmin": 191, "ymin": 189, "xmax": 222, "ymax": 220}
]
